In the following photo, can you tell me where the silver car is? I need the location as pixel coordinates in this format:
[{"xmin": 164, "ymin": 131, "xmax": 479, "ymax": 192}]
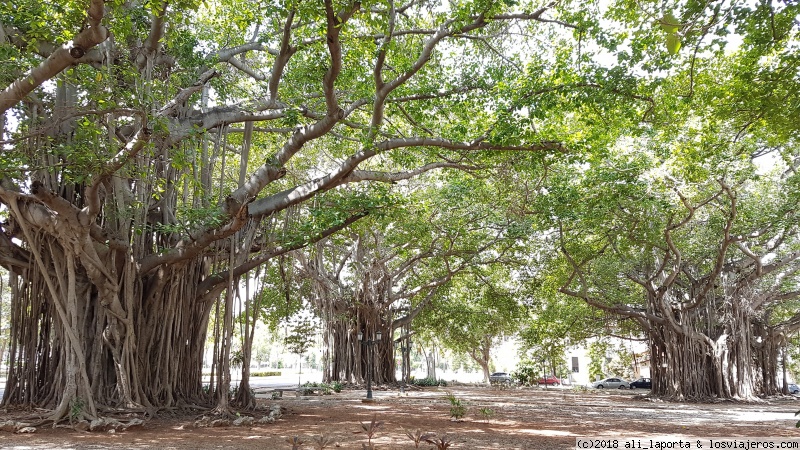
[
  {"xmin": 592, "ymin": 377, "xmax": 630, "ymax": 389},
  {"xmin": 489, "ymin": 372, "xmax": 513, "ymax": 384}
]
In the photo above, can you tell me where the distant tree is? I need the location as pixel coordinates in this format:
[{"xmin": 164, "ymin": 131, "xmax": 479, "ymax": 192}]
[
  {"xmin": 587, "ymin": 341, "xmax": 610, "ymax": 383},
  {"xmin": 420, "ymin": 270, "xmax": 523, "ymax": 383}
]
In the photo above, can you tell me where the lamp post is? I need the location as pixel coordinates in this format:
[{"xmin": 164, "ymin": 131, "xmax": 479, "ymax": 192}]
[{"xmin": 358, "ymin": 330, "xmax": 382, "ymax": 400}]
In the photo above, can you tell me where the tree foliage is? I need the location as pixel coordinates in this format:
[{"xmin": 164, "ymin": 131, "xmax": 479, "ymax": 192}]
[
  {"xmin": 418, "ymin": 266, "xmax": 524, "ymax": 383},
  {"xmin": 1, "ymin": 0, "xmax": 798, "ymax": 416},
  {"xmin": 0, "ymin": 0, "xmax": 594, "ymax": 418}
]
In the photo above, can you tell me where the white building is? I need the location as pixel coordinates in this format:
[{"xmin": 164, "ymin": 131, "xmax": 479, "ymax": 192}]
[{"xmin": 564, "ymin": 337, "xmax": 650, "ymax": 386}]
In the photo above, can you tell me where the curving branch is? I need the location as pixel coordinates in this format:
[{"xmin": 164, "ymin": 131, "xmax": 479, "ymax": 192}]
[
  {"xmin": 342, "ymin": 162, "xmax": 482, "ymax": 184},
  {"xmin": 0, "ymin": 0, "xmax": 109, "ymax": 114},
  {"xmin": 159, "ymin": 70, "xmax": 219, "ymax": 117},
  {"xmin": 196, "ymin": 211, "xmax": 369, "ymax": 296},
  {"xmin": 267, "ymin": 8, "xmax": 298, "ymax": 102}
]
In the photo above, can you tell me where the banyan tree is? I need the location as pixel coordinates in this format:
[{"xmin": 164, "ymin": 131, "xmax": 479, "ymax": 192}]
[
  {"xmin": 0, "ymin": 0, "xmax": 572, "ymax": 420},
  {"xmin": 521, "ymin": 0, "xmax": 800, "ymax": 400},
  {"xmin": 554, "ymin": 167, "xmax": 800, "ymax": 400},
  {"xmin": 294, "ymin": 190, "xmax": 517, "ymax": 384}
]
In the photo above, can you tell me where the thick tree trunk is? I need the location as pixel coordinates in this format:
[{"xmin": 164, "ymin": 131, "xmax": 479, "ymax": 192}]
[
  {"xmin": 468, "ymin": 342, "xmax": 492, "ymax": 384},
  {"xmin": 0, "ymin": 217, "xmax": 226, "ymax": 419},
  {"xmin": 323, "ymin": 311, "xmax": 396, "ymax": 384},
  {"xmin": 646, "ymin": 303, "xmax": 763, "ymax": 401}
]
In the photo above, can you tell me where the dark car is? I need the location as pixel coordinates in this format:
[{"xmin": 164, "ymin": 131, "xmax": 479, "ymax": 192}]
[{"xmin": 630, "ymin": 377, "xmax": 652, "ymax": 389}]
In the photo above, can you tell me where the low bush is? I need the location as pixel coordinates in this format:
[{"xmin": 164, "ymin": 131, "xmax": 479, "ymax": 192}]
[
  {"xmin": 300, "ymin": 381, "xmax": 336, "ymax": 395},
  {"xmin": 410, "ymin": 377, "xmax": 448, "ymax": 387},
  {"xmin": 251, "ymin": 371, "xmax": 281, "ymax": 377},
  {"xmin": 511, "ymin": 358, "xmax": 538, "ymax": 386}
]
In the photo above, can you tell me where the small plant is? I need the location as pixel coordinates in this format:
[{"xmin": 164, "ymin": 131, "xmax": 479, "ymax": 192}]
[
  {"xmin": 331, "ymin": 381, "xmax": 343, "ymax": 393},
  {"xmin": 445, "ymin": 392, "xmax": 467, "ymax": 421},
  {"xmin": 404, "ymin": 429, "xmax": 435, "ymax": 448},
  {"xmin": 478, "ymin": 407, "xmax": 495, "ymax": 423},
  {"xmin": 360, "ymin": 414, "xmax": 384, "ymax": 446},
  {"xmin": 286, "ymin": 436, "xmax": 305, "ymax": 449},
  {"xmin": 424, "ymin": 433, "xmax": 454, "ymax": 449},
  {"xmin": 69, "ymin": 397, "xmax": 85, "ymax": 423},
  {"xmin": 312, "ymin": 434, "xmax": 336, "ymax": 449}
]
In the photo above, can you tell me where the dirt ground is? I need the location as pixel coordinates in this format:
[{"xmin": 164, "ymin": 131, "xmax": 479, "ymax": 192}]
[{"xmin": 2, "ymin": 386, "xmax": 800, "ymax": 449}]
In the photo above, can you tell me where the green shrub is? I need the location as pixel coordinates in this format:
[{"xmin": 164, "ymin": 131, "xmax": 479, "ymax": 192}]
[
  {"xmin": 411, "ymin": 377, "xmax": 447, "ymax": 387},
  {"xmin": 511, "ymin": 358, "xmax": 538, "ymax": 386},
  {"xmin": 300, "ymin": 381, "xmax": 335, "ymax": 395},
  {"xmin": 251, "ymin": 371, "xmax": 281, "ymax": 377}
]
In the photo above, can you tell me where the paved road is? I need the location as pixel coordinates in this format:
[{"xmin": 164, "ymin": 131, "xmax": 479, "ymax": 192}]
[
  {"xmin": 209, "ymin": 370, "xmax": 323, "ymax": 390},
  {"xmin": 0, "ymin": 372, "xmax": 320, "ymax": 404}
]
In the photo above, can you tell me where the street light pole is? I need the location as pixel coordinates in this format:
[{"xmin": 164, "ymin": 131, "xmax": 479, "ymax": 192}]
[{"xmin": 358, "ymin": 330, "xmax": 382, "ymax": 400}]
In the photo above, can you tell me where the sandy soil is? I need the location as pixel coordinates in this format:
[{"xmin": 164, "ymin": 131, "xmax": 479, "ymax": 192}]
[{"xmin": 1, "ymin": 386, "xmax": 799, "ymax": 449}]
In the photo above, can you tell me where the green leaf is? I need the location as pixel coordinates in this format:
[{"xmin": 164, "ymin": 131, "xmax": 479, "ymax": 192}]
[
  {"xmin": 666, "ymin": 33, "xmax": 682, "ymax": 55},
  {"xmin": 659, "ymin": 13, "xmax": 681, "ymax": 33}
]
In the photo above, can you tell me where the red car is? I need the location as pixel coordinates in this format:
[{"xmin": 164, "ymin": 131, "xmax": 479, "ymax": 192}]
[{"xmin": 536, "ymin": 375, "xmax": 561, "ymax": 386}]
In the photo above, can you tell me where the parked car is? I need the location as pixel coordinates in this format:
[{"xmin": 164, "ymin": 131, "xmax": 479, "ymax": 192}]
[
  {"xmin": 788, "ymin": 383, "xmax": 800, "ymax": 394},
  {"xmin": 536, "ymin": 375, "xmax": 561, "ymax": 386},
  {"xmin": 592, "ymin": 377, "xmax": 630, "ymax": 389},
  {"xmin": 489, "ymin": 372, "xmax": 513, "ymax": 384},
  {"xmin": 629, "ymin": 377, "xmax": 652, "ymax": 389}
]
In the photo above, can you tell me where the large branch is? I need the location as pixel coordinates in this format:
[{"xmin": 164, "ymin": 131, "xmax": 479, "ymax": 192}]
[
  {"xmin": 158, "ymin": 69, "xmax": 219, "ymax": 117},
  {"xmin": 375, "ymin": 137, "xmax": 565, "ymax": 152},
  {"xmin": 0, "ymin": 0, "xmax": 108, "ymax": 114},
  {"xmin": 342, "ymin": 162, "xmax": 481, "ymax": 184},
  {"xmin": 267, "ymin": 8, "xmax": 297, "ymax": 102},
  {"xmin": 145, "ymin": 4, "xmax": 166, "ymax": 51},
  {"xmin": 392, "ymin": 288, "xmax": 439, "ymax": 330},
  {"xmin": 680, "ymin": 181, "xmax": 737, "ymax": 310},
  {"xmin": 249, "ymin": 138, "xmax": 562, "ymax": 217},
  {"xmin": 196, "ymin": 211, "xmax": 369, "ymax": 296},
  {"xmin": 219, "ymin": 1, "xmax": 360, "ymax": 212}
]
